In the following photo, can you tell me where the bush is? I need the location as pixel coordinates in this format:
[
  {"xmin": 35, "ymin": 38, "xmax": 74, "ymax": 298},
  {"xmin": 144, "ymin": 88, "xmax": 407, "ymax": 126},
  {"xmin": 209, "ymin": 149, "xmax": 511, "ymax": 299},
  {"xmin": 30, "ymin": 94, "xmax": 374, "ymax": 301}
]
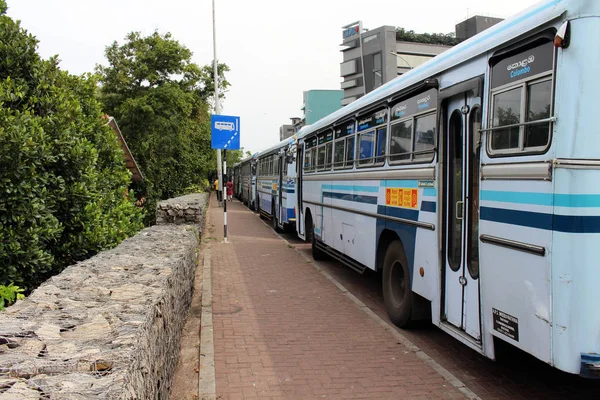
[
  {"xmin": 0, "ymin": 283, "xmax": 24, "ymax": 310},
  {"xmin": 0, "ymin": 1, "xmax": 144, "ymax": 291}
]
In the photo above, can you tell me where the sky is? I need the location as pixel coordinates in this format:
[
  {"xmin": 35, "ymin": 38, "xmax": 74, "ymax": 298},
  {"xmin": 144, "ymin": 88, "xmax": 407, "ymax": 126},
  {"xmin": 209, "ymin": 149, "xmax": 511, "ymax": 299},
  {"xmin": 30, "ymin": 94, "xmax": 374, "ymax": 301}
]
[{"xmin": 8, "ymin": 0, "xmax": 541, "ymax": 155}]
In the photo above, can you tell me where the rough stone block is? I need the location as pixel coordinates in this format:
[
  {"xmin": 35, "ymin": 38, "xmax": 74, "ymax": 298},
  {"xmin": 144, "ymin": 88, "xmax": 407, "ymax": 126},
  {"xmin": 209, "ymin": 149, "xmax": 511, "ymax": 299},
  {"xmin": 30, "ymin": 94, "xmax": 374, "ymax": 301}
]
[{"xmin": 0, "ymin": 222, "xmax": 202, "ymax": 399}]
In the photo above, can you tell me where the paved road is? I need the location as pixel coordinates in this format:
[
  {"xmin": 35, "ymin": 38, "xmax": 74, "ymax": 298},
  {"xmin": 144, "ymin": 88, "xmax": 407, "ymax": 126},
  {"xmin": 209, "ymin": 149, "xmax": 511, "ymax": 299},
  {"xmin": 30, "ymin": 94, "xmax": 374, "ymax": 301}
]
[{"xmin": 278, "ymin": 233, "xmax": 600, "ymax": 400}]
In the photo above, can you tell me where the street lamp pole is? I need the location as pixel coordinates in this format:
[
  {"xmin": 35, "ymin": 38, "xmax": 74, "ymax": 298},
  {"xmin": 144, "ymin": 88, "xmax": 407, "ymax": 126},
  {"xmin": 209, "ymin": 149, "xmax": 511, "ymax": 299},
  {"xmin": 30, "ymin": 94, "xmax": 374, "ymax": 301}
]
[{"xmin": 212, "ymin": 0, "xmax": 223, "ymax": 208}]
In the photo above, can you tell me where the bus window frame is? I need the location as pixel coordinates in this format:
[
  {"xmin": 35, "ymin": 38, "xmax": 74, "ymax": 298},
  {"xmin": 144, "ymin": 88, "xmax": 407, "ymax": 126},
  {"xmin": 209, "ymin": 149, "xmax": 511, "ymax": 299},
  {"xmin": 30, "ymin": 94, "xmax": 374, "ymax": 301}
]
[
  {"xmin": 486, "ymin": 35, "xmax": 556, "ymax": 158},
  {"xmin": 356, "ymin": 109, "xmax": 388, "ymax": 168},
  {"xmin": 487, "ymin": 72, "xmax": 554, "ymax": 156},
  {"xmin": 389, "ymin": 108, "xmax": 437, "ymax": 165}
]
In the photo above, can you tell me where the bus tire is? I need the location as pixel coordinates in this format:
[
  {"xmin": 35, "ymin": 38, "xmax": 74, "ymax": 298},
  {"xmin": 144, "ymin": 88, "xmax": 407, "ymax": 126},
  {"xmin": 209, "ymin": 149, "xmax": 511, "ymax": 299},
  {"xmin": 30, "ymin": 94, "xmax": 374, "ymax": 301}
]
[{"xmin": 382, "ymin": 240, "xmax": 413, "ymax": 328}]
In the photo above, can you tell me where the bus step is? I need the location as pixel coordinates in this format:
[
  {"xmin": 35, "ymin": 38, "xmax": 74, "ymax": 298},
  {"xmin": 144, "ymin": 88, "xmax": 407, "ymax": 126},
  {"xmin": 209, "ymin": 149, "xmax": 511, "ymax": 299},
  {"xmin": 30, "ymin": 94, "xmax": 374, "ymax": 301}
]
[{"xmin": 315, "ymin": 240, "xmax": 367, "ymax": 274}]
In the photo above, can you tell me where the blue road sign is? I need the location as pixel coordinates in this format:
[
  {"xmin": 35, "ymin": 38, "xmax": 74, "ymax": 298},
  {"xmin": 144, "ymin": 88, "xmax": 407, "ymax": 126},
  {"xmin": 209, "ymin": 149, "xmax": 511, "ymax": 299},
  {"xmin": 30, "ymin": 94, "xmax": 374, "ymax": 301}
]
[{"xmin": 211, "ymin": 114, "xmax": 240, "ymax": 150}]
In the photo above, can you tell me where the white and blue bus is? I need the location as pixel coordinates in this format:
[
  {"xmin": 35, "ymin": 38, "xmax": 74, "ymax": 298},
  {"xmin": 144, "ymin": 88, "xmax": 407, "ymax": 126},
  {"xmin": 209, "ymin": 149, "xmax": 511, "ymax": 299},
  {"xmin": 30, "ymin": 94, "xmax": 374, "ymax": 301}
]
[
  {"xmin": 257, "ymin": 136, "xmax": 298, "ymax": 231},
  {"xmin": 294, "ymin": 0, "xmax": 600, "ymax": 378},
  {"xmin": 236, "ymin": 155, "xmax": 257, "ymax": 209}
]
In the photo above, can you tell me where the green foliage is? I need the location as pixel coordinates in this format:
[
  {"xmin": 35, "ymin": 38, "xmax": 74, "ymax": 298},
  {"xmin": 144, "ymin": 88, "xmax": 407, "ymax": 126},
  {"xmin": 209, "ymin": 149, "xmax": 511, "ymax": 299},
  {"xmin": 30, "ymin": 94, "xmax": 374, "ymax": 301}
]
[
  {"xmin": 396, "ymin": 28, "xmax": 462, "ymax": 46},
  {"xmin": 0, "ymin": 2, "xmax": 144, "ymax": 290},
  {"xmin": 97, "ymin": 31, "xmax": 230, "ymax": 224},
  {"xmin": 0, "ymin": 283, "xmax": 25, "ymax": 310}
]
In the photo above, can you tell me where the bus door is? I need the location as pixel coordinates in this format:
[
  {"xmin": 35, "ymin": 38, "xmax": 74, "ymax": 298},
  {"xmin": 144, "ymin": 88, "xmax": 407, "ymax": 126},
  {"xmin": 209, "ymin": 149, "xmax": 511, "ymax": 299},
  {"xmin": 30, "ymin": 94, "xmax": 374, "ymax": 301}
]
[
  {"xmin": 278, "ymin": 152, "xmax": 284, "ymax": 224},
  {"xmin": 296, "ymin": 145, "xmax": 305, "ymax": 239},
  {"xmin": 443, "ymin": 90, "xmax": 482, "ymax": 341}
]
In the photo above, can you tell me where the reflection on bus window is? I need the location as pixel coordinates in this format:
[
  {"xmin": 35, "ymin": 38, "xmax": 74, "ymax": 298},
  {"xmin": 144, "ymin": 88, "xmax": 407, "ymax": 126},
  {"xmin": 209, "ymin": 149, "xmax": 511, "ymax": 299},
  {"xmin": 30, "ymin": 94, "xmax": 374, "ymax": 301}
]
[
  {"xmin": 345, "ymin": 136, "xmax": 355, "ymax": 167},
  {"xmin": 414, "ymin": 114, "xmax": 436, "ymax": 160},
  {"xmin": 358, "ymin": 131, "xmax": 375, "ymax": 165},
  {"xmin": 491, "ymin": 87, "xmax": 521, "ymax": 150},
  {"xmin": 390, "ymin": 120, "xmax": 412, "ymax": 161},
  {"xmin": 325, "ymin": 142, "xmax": 333, "ymax": 169},
  {"xmin": 376, "ymin": 128, "xmax": 387, "ymax": 164},
  {"xmin": 334, "ymin": 139, "xmax": 345, "ymax": 168},
  {"xmin": 525, "ymin": 80, "xmax": 552, "ymax": 148}
]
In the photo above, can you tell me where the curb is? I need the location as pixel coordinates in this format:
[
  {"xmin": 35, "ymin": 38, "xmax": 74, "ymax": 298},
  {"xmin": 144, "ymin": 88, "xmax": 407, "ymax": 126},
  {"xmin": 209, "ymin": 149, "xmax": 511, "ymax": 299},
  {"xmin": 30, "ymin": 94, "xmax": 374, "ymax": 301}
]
[{"xmin": 198, "ymin": 199, "xmax": 217, "ymax": 400}]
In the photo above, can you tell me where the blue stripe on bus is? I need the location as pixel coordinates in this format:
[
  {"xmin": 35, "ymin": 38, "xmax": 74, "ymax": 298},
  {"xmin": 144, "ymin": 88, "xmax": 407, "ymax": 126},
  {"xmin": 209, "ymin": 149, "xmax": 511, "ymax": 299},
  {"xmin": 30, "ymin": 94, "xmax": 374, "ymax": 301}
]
[
  {"xmin": 423, "ymin": 188, "xmax": 436, "ymax": 197},
  {"xmin": 322, "ymin": 184, "xmax": 379, "ymax": 193},
  {"xmin": 480, "ymin": 190, "xmax": 552, "ymax": 206},
  {"xmin": 380, "ymin": 180, "xmax": 419, "ymax": 188},
  {"xmin": 481, "ymin": 191, "xmax": 600, "ymax": 207},
  {"xmin": 378, "ymin": 205, "xmax": 420, "ymax": 221},
  {"xmin": 420, "ymin": 201, "xmax": 436, "ymax": 213},
  {"xmin": 480, "ymin": 206, "xmax": 600, "ymax": 233},
  {"xmin": 322, "ymin": 192, "xmax": 378, "ymax": 205}
]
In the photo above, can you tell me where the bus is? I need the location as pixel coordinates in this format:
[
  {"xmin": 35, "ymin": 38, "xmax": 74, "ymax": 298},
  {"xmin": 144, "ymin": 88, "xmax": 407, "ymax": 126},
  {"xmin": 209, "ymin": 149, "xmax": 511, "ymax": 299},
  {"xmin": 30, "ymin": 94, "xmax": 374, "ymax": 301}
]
[
  {"xmin": 294, "ymin": 0, "xmax": 600, "ymax": 378},
  {"xmin": 236, "ymin": 155, "xmax": 257, "ymax": 209},
  {"xmin": 232, "ymin": 162, "xmax": 243, "ymax": 200},
  {"xmin": 257, "ymin": 136, "xmax": 298, "ymax": 232}
]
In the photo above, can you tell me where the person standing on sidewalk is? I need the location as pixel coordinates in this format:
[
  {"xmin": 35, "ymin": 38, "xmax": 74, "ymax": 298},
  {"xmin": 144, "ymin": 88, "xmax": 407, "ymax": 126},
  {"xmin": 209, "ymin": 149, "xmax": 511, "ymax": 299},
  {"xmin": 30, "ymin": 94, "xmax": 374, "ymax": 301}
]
[{"xmin": 226, "ymin": 178, "xmax": 233, "ymax": 202}]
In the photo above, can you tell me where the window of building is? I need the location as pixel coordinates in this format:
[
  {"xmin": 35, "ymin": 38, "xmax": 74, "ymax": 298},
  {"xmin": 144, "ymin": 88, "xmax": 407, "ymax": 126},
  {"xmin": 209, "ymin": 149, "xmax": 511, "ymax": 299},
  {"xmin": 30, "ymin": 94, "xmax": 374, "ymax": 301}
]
[
  {"xmin": 488, "ymin": 40, "xmax": 554, "ymax": 155},
  {"xmin": 373, "ymin": 53, "xmax": 382, "ymax": 89}
]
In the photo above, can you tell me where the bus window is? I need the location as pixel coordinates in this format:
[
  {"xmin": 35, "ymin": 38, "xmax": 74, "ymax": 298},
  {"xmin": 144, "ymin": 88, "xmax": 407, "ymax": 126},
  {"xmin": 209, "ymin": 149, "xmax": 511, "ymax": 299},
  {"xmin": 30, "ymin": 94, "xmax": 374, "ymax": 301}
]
[
  {"xmin": 311, "ymin": 148, "xmax": 317, "ymax": 172},
  {"xmin": 491, "ymin": 87, "xmax": 521, "ymax": 150},
  {"xmin": 274, "ymin": 155, "xmax": 279, "ymax": 175},
  {"xmin": 333, "ymin": 139, "xmax": 345, "ymax": 168},
  {"xmin": 376, "ymin": 127, "xmax": 387, "ymax": 164},
  {"xmin": 325, "ymin": 142, "xmax": 333, "ymax": 169},
  {"xmin": 414, "ymin": 113, "xmax": 436, "ymax": 160},
  {"xmin": 317, "ymin": 145, "xmax": 326, "ymax": 170},
  {"xmin": 345, "ymin": 136, "xmax": 355, "ymax": 167},
  {"xmin": 525, "ymin": 80, "xmax": 552, "ymax": 148},
  {"xmin": 488, "ymin": 40, "xmax": 553, "ymax": 154},
  {"xmin": 358, "ymin": 131, "xmax": 375, "ymax": 165},
  {"xmin": 390, "ymin": 119, "xmax": 412, "ymax": 161}
]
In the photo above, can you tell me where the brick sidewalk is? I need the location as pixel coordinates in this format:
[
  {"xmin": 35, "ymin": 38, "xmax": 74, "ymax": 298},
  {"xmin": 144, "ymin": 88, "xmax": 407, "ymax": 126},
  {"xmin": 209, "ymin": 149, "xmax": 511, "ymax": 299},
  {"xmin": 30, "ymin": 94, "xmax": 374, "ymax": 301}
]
[{"xmin": 206, "ymin": 196, "xmax": 465, "ymax": 400}]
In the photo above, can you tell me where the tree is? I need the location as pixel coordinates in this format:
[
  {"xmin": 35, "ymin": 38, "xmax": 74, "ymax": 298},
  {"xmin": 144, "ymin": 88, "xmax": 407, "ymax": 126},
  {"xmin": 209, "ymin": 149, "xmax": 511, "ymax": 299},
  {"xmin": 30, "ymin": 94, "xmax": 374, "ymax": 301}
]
[
  {"xmin": 396, "ymin": 28, "xmax": 462, "ymax": 46},
  {"xmin": 0, "ymin": 1, "xmax": 143, "ymax": 290},
  {"xmin": 96, "ymin": 31, "xmax": 230, "ymax": 224}
]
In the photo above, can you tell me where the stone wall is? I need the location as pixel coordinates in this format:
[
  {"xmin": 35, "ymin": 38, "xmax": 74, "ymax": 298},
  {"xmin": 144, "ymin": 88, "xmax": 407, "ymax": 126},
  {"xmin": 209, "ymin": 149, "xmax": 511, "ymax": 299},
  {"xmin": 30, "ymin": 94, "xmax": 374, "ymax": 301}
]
[
  {"xmin": 0, "ymin": 193, "xmax": 208, "ymax": 399},
  {"xmin": 156, "ymin": 193, "xmax": 208, "ymax": 226}
]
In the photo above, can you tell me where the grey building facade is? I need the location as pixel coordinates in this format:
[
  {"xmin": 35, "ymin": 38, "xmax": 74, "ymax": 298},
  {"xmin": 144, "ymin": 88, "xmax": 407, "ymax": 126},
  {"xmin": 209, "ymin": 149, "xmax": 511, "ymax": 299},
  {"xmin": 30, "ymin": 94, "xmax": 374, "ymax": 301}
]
[
  {"xmin": 340, "ymin": 16, "xmax": 503, "ymax": 105},
  {"xmin": 279, "ymin": 124, "xmax": 295, "ymax": 141}
]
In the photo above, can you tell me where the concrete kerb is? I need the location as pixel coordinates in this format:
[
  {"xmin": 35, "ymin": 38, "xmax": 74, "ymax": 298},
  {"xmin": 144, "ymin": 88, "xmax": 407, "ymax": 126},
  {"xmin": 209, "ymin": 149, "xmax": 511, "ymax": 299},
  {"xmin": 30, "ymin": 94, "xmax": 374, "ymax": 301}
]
[
  {"xmin": 198, "ymin": 207, "xmax": 216, "ymax": 400},
  {"xmin": 251, "ymin": 207, "xmax": 482, "ymax": 400}
]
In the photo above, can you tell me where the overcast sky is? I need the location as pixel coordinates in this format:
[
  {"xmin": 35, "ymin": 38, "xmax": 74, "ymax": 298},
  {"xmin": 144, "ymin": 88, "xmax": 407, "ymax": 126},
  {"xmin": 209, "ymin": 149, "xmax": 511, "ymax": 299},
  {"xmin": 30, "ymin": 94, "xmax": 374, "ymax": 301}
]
[{"xmin": 8, "ymin": 0, "xmax": 540, "ymax": 154}]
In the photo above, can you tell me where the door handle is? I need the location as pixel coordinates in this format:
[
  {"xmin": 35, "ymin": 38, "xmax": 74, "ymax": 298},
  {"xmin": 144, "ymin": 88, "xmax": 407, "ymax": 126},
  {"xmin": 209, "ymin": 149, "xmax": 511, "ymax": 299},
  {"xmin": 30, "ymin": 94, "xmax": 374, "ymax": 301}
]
[{"xmin": 456, "ymin": 201, "xmax": 464, "ymax": 220}]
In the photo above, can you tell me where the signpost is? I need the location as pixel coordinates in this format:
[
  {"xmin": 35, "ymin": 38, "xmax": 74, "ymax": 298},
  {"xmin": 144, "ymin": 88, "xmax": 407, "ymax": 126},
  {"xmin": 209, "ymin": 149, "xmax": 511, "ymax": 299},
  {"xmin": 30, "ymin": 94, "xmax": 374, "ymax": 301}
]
[{"xmin": 211, "ymin": 114, "xmax": 240, "ymax": 242}]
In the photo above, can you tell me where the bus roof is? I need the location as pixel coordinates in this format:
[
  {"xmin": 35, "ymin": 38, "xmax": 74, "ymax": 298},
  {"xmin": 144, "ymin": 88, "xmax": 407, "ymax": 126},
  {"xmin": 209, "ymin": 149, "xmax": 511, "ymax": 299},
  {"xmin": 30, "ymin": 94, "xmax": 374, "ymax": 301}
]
[{"xmin": 297, "ymin": 0, "xmax": 565, "ymax": 141}]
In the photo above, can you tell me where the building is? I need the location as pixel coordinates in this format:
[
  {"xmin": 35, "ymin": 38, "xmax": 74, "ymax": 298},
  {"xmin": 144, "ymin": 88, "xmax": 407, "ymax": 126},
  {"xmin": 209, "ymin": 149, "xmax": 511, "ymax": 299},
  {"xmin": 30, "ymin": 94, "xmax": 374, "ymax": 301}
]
[
  {"xmin": 340, "ymin": 16, "xmax": 503, "ymax": 105},
  {"xmin": 280, "ymin": 90, "xmax": 344, "ymax": 139},
  {"xmin": 279, "ymin": 123, "xmax": 295, "ymax": 141},
  {"xmin": 455, "ymin": 15, "xmax": 504, "ymax": 41},
  {"xmin": 302, "ymin": 90, "xmax": 343, "ymax": 125}
]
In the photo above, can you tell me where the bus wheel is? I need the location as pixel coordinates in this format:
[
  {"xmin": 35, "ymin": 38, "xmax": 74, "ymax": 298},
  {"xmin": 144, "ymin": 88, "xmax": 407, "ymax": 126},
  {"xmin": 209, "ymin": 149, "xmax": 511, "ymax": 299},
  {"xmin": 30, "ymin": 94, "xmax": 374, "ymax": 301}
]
[{"xmin": 382, "ymin": 241, "xmax": 413, "ymax": 328}]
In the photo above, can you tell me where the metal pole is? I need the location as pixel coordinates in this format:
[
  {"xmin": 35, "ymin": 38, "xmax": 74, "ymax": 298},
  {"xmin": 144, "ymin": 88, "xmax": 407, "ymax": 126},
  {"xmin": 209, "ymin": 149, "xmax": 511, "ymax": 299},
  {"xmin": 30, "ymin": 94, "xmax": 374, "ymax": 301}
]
[
  {"xmin": 212, "ymin": 0, "xmax": 222, "ymax": 208},
  {"xmin": 223, "ymin": 150, "xmax": 227, "ymax": 241}
]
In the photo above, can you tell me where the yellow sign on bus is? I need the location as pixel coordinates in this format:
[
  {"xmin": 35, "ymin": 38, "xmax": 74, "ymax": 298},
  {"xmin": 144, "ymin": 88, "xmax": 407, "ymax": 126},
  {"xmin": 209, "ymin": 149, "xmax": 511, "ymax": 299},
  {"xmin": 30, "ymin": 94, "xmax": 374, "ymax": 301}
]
[{"xmin": 385, "ymin": 188, "xmax": 418, "ymax": 209}]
